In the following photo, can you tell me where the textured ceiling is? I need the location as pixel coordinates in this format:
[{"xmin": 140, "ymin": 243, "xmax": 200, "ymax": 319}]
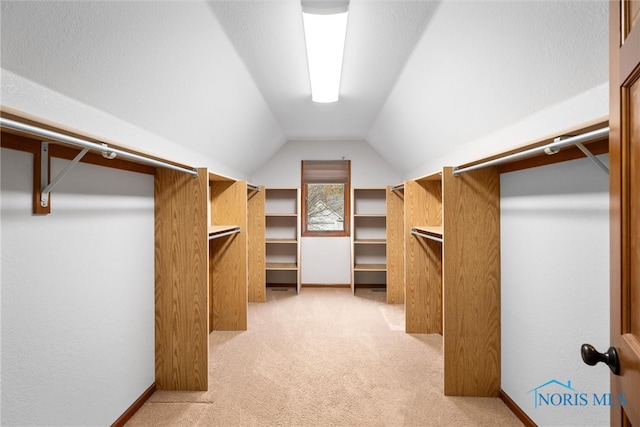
[{"xmin": 0, "ymin": 1, "xmax": 609, "ymax": 178}]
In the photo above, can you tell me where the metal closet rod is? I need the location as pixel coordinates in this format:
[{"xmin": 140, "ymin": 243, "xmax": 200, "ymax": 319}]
[
  {"xmin": 0, "ymin": 117, "xmax": 199, "ymax": 176},
  {"xmin": 208, "ymin": 227, "xmax": 241, "ymax": 240},
  {"xmin": 247, "ymin": 184, "xmax": 261, "ymax": 192},
  {"xmin": 453, "ymin": 127, "xmax": 610, "ymax": 176},
  {"xmin": 390, "ymin": 183, "xmax": 404, "ymax": 192},
  {"xmin": 410, "ymin": 228, "xmax": 443, "ymax": 243}
]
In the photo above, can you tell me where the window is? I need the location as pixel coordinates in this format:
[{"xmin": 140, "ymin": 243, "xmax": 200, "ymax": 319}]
[{"xmin": 301, "ymin": 160, "xmax": 350, "ymax": 237}]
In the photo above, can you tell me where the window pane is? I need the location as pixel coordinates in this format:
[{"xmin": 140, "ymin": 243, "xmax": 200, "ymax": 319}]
[
  {"xmin": 301, "ymin": 159, "xmax": 350, "ymax": 237},
  {"xmin": 306, "ymin": 183, "xmax": 345, "ymax": 231}
]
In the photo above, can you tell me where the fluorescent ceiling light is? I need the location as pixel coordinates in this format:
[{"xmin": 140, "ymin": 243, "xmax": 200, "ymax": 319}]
[{"xmin": 302, "ymin": 10, "xmax": 348, "ymax": 103}]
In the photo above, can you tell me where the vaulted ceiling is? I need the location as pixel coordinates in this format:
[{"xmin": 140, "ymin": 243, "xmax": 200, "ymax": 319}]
[
  {"xmin": 0, "ymin": 1, "xmax": 609, "ymax": 179},
  {"xmin": 209, "ymin": 1, "xmax": 439, "ymax": 141}
]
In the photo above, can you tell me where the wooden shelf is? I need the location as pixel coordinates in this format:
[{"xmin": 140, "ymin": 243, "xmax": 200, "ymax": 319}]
[
  {"xmin": 208, "ymin": 171, "xmax": 234, "ymax": 182},
  {"xmin": 414, "ymin": 171, "xmax": 442, "ymax": 181},
  {"xmin": 266, "ymin": 238, "xmax": 297, "ymax": 244},
  {"xmin": 354, "ymin": 239, "xmax": 386, "ymax": 244},
  {"xmin": 412, "ymin": 225, "xmax": 443, "ymax": 239},
  {"xmin": 266, "ymin": 263, "xmax": 298, "ymax": 270},
  {"xmin": 352, "ymin": 187, "xmax": 388, "ymax": 293},
  {"xmin": 354, "ymin": 263, "xmax": 386, "ymax": 271},
  {"xmin": 265, "ymin": 188, "xmax": 300, "ymax": 292}
]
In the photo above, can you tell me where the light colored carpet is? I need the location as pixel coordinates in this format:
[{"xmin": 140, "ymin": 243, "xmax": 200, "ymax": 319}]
[{"xmin": 126, "ymin": 287, "xmax": 522, "ymax": 427}]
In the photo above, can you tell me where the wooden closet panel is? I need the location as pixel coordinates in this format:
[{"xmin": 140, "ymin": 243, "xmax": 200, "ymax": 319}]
[
  {"xmin": 248, "ymin": 187, "xmax": 266, "ymax": 302},
  {"xmin": 442, "ymin": 166, "xmax": 500, "ymax": 396},
  {"xmin": 404, "ymin": 179, "xmax": 442, "ymax": 334},
  {"xmin": 386, "ymin": 186, "xmax": 404, "ymax": 304},
  {"xmin": 626, "ymin": 0, "xmax": 640, "ymax": 36},
  {"xmin": 209, "ymin": 180, "xmax": 248, "ymax": 331},
  {"xmin": 155, "ymin": 168, "xmax": 209, "ymax": 391}
]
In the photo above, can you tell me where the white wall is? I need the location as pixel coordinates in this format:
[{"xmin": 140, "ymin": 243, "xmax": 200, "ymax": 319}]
[
  {"xmin": 1, "ymin": 148, "xmax": 155, "ymax": 426},
  {"xmin": 252, "ymin": 140, "xmax": 400, "ymax": 285},
  {"xmin": 501, "ymin": 155, "xmax": 609, "ymax": 427},
  {"xmin": 367, "ymin": 0, "xmax": 608, "ymax": 178},
  {"xmin": 251, "ymin": 140, "xmax": 401, "ymax": 188},
  {"xmin": 403, "ymin": 83, "xmax": 608, "ymax": 181},
  {"xmin": 1, "ymin": 70, "xmax": 250, "ymax": 181},
  {"xmin": 300, "ymin": 238, "xmax": 352, "ymax": 285}
]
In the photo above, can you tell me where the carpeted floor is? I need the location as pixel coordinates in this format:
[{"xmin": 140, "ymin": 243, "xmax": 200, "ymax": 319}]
[{"xmin": 126, "ymin": 287, "xmax": 523, "ymax": 426}]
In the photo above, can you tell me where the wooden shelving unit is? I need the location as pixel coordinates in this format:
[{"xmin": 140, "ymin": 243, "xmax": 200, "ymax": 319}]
[
  {"xmin": 351, "ymin": 188, "xmax": 387, "ymax": 292},
  {"xmin": 403, "ymin": 167, "xmax": 500, "ymax": 397},
  {"xmin": 265, "ymin": 188, "xmax": 300, "ymax": 293},
  {"xmin": 154, "ymin": 170, "xmax": 263, "ymax": 390},
  {"xmin": 208, "ymin": 174, "xmax": 248, "ymax": 332},
  {"xmin": 405, "ymin": 172, "xmax": 443, "ymax": 335}
]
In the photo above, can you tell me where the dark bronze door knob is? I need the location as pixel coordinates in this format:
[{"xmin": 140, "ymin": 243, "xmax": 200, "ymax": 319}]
[{"xmin": 581, "ymin": 343, "xmax": 620, "ymax": 375}]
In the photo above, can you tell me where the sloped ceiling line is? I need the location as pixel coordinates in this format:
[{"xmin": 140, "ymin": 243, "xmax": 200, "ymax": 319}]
[{"xmin": 1, "ymin": 1, "xmax": 608, "ymax": 178}]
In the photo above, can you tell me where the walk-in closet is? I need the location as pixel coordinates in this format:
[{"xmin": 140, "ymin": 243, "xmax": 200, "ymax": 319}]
[{"xmin": 2, "ymin": 1, "xmax": 634, "ymax": 426}]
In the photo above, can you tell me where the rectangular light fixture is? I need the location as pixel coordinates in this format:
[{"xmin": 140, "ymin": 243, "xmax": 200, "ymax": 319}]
[{"xmin": 302, "ymin": 8, "xmax": 348, "ymax": 103}]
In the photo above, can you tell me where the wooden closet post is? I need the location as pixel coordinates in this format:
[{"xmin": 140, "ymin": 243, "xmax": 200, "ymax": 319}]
[
  {"xmin": 442, "ymin": 166, "xmax": 500, "ymax": 397},
  {"xmin": 386, "ymin": 185, "xmax": 405, "ymax": 304},
  {"xmin": 247, "ymin": 186, "xmax": 266, "ymax": 303},
  {"xmin": 155, "ymin": 167, "xmax": 209, "ymax": 391}
]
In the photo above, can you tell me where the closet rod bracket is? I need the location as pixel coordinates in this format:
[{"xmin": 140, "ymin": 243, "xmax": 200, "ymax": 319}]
[
  {"xmin": 551, "ymin": 136, "xmax": 609, "ymax": 175},
  {"xmin": 574, "ymin": 142, "xmax": 609, "ymax": 176},
  {"xmin": 101, "ymin": 143, "xmax": 117, "ymax": 159},
  {"xmin": 40, "ymin": 142, "xmax": 89, "ymax": 208}
]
